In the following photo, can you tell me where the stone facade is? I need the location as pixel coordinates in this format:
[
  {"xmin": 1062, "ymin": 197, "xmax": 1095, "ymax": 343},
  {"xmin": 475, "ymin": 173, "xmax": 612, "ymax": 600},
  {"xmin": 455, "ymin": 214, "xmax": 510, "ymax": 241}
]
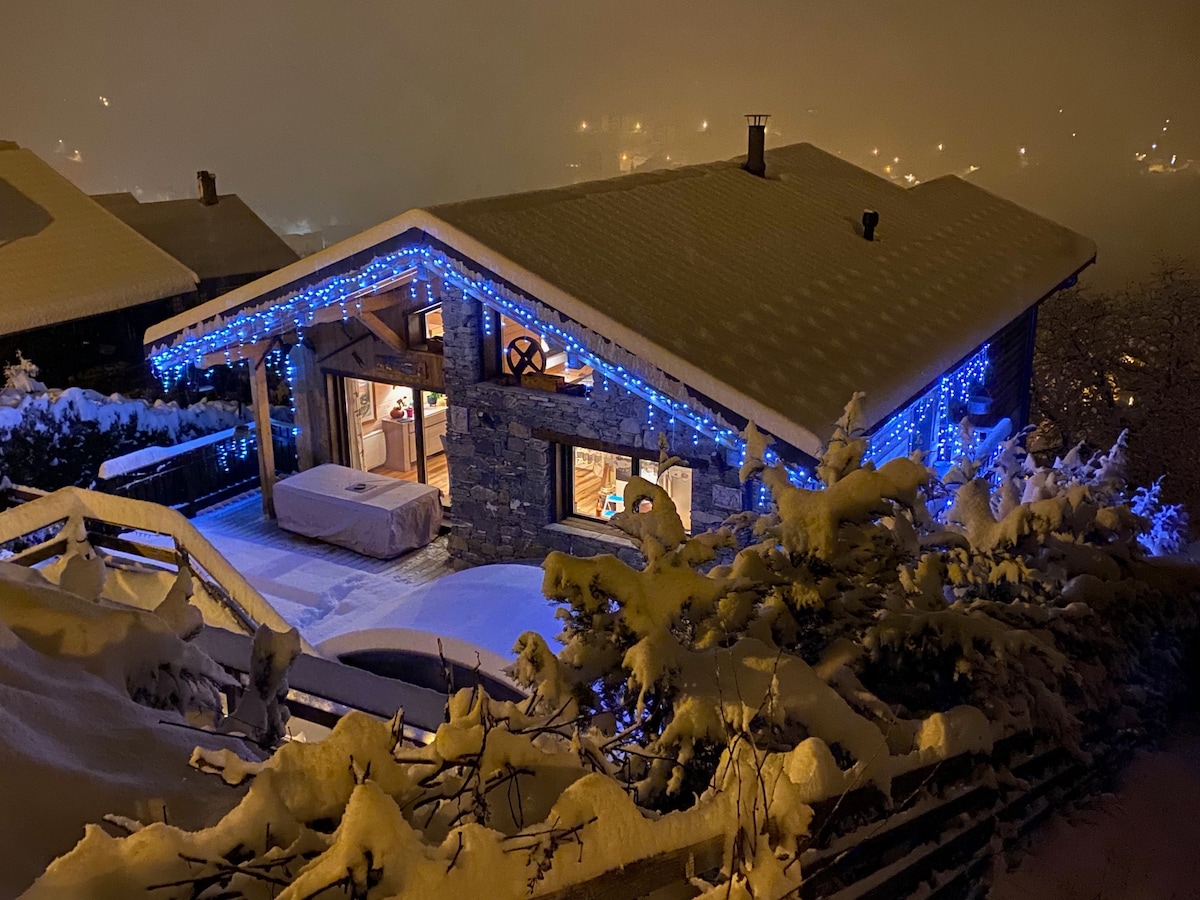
[{"xmin": 438, "ymin": 289, "xmax": 748, "ymax": 567}]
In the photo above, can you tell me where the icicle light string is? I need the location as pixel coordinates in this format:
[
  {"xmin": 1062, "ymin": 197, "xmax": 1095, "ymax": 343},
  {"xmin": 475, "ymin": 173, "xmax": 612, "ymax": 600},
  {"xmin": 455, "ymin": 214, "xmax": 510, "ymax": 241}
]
[
  {"xmin": 149, "ymin": 245, "xmax": 777, "ymax": 471},
  {"xmin": 150, "ymin": 243, "xmax": 993, "ymax": 491},
  {"xmin": 866, "ymin": 344, "xmax": 990, "ymax": 466}
]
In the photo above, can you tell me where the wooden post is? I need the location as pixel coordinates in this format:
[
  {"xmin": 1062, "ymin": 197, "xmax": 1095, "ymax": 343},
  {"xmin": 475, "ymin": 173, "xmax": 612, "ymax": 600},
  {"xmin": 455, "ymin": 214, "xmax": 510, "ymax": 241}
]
[
  {"xmin": 288, "ymin": 340, "xmax": 328, "ymax": 470},
  {"xmin": 248, "ymin": 350, "xmax": 277, "ymax": 518}
]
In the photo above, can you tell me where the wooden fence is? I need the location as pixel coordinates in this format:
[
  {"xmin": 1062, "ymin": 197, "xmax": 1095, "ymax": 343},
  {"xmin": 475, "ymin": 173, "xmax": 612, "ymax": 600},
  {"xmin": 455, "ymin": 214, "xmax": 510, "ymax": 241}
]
[{"xmin": 195, "ymin": 618, "xmax": 1162, "ymax": 900}]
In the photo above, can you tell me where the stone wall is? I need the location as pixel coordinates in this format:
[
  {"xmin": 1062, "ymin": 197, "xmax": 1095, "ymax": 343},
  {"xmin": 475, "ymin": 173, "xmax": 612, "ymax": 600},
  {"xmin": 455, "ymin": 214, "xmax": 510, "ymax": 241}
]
[{"xmin": 440, "ymin": 292, "xmax": 748, "ymax": 567}]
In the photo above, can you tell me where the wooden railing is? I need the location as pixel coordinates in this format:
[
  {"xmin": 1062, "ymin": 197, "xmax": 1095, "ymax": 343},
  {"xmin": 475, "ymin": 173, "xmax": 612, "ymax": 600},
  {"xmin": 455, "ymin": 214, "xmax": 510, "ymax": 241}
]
[
  {"xmin": 95, "ymin": 421, "xmax": 297, "ymax": 517},
  {"xmin": 193, "ymin": 625, "xmax": 448, "ymax": 737},
  {"xmin": 0, "ymin": 485, "xmax": 297, "ymax": 642}
]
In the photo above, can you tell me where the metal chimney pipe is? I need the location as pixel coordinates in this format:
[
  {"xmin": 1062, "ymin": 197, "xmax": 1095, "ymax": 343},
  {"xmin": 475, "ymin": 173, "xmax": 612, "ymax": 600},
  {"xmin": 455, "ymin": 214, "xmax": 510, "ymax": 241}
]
[
  {"xmin": 862, "ymin": 210, "xmax": 880, "ymax": 241},
  {"xmin": 744, "ymin": 114, "xmax": 769, "ymax": 177},
  {"xmin": 197, "ymin": 170, "xmax": 218, "ymax": 205}
]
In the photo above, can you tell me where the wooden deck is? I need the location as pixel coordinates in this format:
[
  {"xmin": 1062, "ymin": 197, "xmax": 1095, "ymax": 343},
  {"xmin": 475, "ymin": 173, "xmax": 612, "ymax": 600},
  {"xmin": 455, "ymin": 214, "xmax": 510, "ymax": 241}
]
[{"xmin": 191, "ymin": 489, "xmax": 456, "ymax": 587}]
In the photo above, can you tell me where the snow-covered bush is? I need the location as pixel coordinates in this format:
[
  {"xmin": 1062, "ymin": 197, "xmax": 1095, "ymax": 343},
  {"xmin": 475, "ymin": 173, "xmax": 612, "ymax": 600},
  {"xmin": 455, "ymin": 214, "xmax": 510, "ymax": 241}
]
[
  {"xmin": 0, "ymin": 558, "xmax": 232, "ymax": 721},
  {"xmin": 0, "ymin": 356, "xmax": 246, "ymax": 491},
  {"xmin": 23, "ymin": 399, "xmax": 1200, "ymax": 899},
  {"xmin": 1129, "ymin": 477, "xmax": 1189, "ymax": 556}
]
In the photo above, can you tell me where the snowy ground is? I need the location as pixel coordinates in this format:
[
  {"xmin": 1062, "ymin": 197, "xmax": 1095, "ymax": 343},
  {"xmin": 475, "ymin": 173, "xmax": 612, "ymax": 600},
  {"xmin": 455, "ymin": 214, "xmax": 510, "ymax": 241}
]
[
  {"xmin": 0, "ymin": 572, "xmax": 249, "ymax": 898},
  {"xmin": 111, "ymin": 490, "xmax": 564, "ymax": 663},
  {"xmin": 198, "ymin": 532, "xmax": 559, "ymax": 657},
  {"xmin": 989, "ymin": 707, "xmax": 1200, "ymax": 899}
]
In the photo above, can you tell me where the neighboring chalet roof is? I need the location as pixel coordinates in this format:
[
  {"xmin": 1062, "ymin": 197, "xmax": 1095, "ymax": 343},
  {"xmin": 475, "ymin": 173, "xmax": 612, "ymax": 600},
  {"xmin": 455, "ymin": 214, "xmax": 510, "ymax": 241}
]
[
  {"xmin": 146, "ymin": 142, "xmax": 1095, "ymax": 455},
  {"xmin": 0, "ymin": 145, "xmax": 198, "ymax": 336},
  {"xmin": 93, "ymin": 192, "xmax": 299, "ymax": 282}
]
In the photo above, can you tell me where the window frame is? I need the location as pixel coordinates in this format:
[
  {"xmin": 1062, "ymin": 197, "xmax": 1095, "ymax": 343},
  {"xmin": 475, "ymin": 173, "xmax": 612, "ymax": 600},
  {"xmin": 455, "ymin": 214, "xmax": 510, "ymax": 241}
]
[{"xmin": 556, "ymin": 441, "xmax": 687, "ymax": 526}]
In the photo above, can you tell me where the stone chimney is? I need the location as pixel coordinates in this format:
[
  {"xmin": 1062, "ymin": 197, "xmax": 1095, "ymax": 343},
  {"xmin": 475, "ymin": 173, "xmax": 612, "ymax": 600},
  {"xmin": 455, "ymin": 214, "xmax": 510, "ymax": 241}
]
[
  {"xmin": 197, "ymin": 170, "xmax": 218, "ymax": 206},
  {"xmin": 744, "ymin": 114, "xmax": 769, "ymax": 177}
]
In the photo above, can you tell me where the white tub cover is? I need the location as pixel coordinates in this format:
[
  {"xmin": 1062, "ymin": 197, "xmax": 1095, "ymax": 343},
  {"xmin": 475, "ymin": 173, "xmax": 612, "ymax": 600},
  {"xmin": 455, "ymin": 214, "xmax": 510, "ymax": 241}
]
[{"xmin": 274, "ymin": 464, "xmax": 442, "ymax": 559}]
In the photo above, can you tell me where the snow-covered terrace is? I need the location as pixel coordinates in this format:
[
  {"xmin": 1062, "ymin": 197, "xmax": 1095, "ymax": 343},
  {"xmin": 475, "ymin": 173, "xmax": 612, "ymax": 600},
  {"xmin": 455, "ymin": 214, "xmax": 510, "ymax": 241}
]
[{"xmin": 182, "ymin": 491, "xmax": 557, "ymax": 658}]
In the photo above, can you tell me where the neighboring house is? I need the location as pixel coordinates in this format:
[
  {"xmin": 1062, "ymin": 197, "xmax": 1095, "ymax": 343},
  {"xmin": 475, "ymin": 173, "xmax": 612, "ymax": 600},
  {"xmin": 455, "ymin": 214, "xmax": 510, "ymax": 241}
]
[
  {"xmin": 145, "ymin": 124, "xmax": 1096, "ymax": 566},
  {"xmin": 93, "ymin": 172, "xmax": 298, "ymax": 303},
  {"xmin": 0, "ymin": 143, "xmax": 297, "ymax": 390},
  {"xmin": 0, "ymin": 141, "xmax": 198, "ymax": 385}
]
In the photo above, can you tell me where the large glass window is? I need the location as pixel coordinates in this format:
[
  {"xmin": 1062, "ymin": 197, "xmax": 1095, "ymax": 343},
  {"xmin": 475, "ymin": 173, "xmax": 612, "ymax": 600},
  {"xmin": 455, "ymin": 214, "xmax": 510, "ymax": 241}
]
[
  {"xmin": 499, "ymin": 316, "xmax": 593, "ymax": 385},
  {"xmin": 344, "ymin": 377, "xmax": 451, "ymax": 504},
  {"xmin": 568, "ymin": 446, "xmax": 691, "ymax": 531}
]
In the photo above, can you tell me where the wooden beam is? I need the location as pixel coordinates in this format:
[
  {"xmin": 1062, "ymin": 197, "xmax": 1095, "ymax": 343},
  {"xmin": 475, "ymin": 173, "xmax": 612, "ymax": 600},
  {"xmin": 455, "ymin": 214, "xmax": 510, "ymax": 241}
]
[
  {"xmin": 357, "ymin": 310, "xmax": 407, "ymax": 353},
  {"xmin": 6, "ymin": 536, "xmax": 68, "ymax": 567},
  {"xmin": 248, "ymin": 350, "xmax": 277, "ymax": 518}
]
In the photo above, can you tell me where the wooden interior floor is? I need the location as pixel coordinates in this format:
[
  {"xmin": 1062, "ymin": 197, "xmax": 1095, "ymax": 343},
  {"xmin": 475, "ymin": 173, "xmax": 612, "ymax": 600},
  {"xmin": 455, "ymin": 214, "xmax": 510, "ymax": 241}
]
[{"xmin": 370, "ymin": 451, "xmax": 450, "ymax": 501}]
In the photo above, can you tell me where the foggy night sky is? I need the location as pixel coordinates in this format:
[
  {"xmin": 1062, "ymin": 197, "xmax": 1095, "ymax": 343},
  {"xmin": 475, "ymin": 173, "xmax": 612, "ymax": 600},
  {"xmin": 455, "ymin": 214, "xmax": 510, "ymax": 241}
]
[{"xmin": 2, "ymin": 1, "xmax": 1198, "ymax": 287}]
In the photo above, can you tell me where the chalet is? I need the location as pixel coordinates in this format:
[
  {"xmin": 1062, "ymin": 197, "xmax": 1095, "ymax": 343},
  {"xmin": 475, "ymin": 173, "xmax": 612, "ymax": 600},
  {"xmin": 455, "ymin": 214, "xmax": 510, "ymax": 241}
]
[
  {"xmin": 0, "ymin": 141, "xmax": 197, "ymax": 385},
  {"xmin": 94, "ymin": 171, "xmax": 298, "ymax": 303},
  {"xmin": 0, "ymin": 143, "xmax": 296, "ymax": 388},
  {"xmin": 145, "ymin": 123, "xmax": 1096, "ymax": 566}
]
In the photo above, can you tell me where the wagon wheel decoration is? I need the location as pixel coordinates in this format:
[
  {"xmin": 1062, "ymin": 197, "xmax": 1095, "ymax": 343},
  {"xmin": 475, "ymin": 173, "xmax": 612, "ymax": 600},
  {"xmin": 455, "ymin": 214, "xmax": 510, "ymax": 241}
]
[{"xmin": 506, "ymin": 335, "xmax": 547, "ymax": 375}]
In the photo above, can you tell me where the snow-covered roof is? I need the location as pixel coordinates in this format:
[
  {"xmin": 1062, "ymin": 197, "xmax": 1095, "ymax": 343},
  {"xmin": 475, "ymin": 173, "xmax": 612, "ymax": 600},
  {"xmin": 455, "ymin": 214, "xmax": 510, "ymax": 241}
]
[
  {"xmin": 93, "ymin": 192, "xmax": 299, "ymax": 282},
  {"xmin": 0, "ymin": 146, "xmax": 198, "ymax": 336},
  {"xmin": 146, "ymin": 143, "xmax": 1094, "ymax": 453}
]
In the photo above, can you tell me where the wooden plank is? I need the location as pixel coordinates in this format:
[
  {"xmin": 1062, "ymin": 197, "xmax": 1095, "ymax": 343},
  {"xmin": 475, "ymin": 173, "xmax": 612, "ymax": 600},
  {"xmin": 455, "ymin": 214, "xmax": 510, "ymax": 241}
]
[
  {"xmin": 6, "ymin": 536, "xmax": 68, "ymax": 567},
  {"xmin": 192, "ymin": 625, "xmax": 449, "ymax": 733},
  {"xmin": 248, "ymin": 351, "xmax": 277, "ymax": 518},
  {"xmin": 358, "ymin": 310, "xmax": 407, "ymax": 353},
  {"xmin": 533, "ymin": 834, "xmax": 724, "ymax": 900},
  {"xmin": 90, "ymin": 533, "xmax": 179, "ymax": 567}
]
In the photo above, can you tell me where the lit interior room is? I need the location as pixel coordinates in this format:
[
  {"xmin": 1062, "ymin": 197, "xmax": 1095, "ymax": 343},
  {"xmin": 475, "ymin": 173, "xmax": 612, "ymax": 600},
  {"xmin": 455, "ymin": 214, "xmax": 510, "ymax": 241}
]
[{"xmin": 347, "ymin": 377, "xmax": 450, "ymax": 503}]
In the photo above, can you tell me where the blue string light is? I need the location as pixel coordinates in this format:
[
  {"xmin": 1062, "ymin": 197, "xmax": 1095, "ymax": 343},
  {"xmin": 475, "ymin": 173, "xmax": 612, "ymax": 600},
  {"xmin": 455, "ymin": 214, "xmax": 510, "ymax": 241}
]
[
  {"xmin": 150, "ymin": 244, "xmax": 753, "ymax": 461},
  {"xmin": 867, "ymin": 344, "xmax": 990, "ymax": 466}
]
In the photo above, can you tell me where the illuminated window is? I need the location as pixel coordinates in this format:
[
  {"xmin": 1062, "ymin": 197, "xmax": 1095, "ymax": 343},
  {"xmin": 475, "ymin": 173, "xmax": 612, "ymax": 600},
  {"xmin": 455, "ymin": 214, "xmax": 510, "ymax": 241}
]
[
  {"xmin": 566, "ymin": 447, "xmax": 691, "ymax": 531},
  {"xmin": 423, "ymin": 306, "xmax": 444, "ymax": 340},
  {"xmin": 498, "ymin": 316, "xmax": 592, "ymax": 385}
]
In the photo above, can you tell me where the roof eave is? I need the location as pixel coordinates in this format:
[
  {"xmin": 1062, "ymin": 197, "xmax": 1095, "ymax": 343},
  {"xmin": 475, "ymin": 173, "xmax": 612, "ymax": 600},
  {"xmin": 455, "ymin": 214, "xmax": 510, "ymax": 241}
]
[{"xmin": 414, "ymin": 213, "xmax": 827, "ymax": 457}]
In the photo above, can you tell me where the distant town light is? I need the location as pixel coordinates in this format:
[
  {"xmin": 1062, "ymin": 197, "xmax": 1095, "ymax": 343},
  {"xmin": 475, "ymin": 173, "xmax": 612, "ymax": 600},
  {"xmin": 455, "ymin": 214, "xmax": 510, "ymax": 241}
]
[
  {"xmin": 892, "ymin": 156, "xmax": 900, "ymax": 164},
  {"xmin": 937, "ymin": 143, "xmax": 944, "ymax": 151},
  {"xmin": 99, "ymin": 96, "xmax": 109, "ymax": 107},
  {"xmin": 1018, "ymin": 147, "xmax": 1027, "ymax": 155},
  {"xmin": 579, "ymin": 120, "xmax": 589, "ymax": 131},
  {"xmin": 1151, "ymin": 143, "xmax": 1158, "ymax": 150},
  {"xmin": 700, "ymin": 120, "xmax": 708, "ymax": 131},
  {"xmin": 871, "ymin": 147, "xmax": 879, "ymax": 156}
]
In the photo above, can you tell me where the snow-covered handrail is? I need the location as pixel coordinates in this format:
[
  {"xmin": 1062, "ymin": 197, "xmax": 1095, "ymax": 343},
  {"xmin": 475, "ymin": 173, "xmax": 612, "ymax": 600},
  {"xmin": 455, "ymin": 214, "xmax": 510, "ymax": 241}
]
[
  {"xmin": 97, "ymin": 418, "xmax": 294, "ymax": 481},
  {"xmin": 0, "ymin": 486, "xmax": 301, "ymax": 645},
  {"xmin": 97, "ymin": 426, "xmax": 245, "ymax": 480}
]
